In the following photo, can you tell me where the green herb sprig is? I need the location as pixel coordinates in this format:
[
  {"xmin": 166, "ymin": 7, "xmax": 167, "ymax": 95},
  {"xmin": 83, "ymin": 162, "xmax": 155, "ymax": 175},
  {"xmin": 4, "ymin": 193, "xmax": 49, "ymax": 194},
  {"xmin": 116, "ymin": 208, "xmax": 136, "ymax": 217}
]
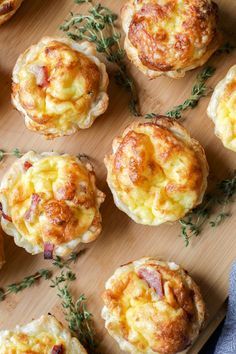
[
  {"xmin": 51, "ymin": 268, "xmax": 97, "ymax": 352},
  {"xmin": 217, "ymin": 42, "xmax": 235, "ymax": 54},
  {"xmin": 0, "ymin": 269, "xmax": 52, "ymax": 302},
  {"xmin": 166, "ymin": 66, "xmax": 216, "ymax": 118},
  {"xmin": 61, "ymin": 0, "xmax": 140, "ymax": 116},
  {"xmin": 180, "ymin": 171, "xmax": 236, "ymax": 246},
  {"xmin": 145, "ymin": 66, "xmax": 216, "ymax": 120},
  {"xmin": 0, "ymin": 148, "xmax": 23, "ymax": 162},
  {"xmin": 0, "ymin": 251, "xmax": 83, "ymax": 302}
]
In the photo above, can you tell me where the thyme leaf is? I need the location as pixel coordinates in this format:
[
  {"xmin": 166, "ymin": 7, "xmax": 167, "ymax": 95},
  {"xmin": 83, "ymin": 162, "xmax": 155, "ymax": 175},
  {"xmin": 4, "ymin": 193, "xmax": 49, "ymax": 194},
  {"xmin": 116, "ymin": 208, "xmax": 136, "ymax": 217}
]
[
  {"xmin": 0, "ymin": 251, "xmax": 83, "ymax": 302},
  {"xmin": 51, "ymin": 268, "xmax": 97, "ymax": 352},
  {"xmin": 145, "ymin": 66, "xmax": 216, "ymax": 120},
  {"xmin": 217, "ymin": 42, "xmax": 235, "ymax": 54},
  {"xmin": 0, "ymin": 269, "xmax": 52, "ymax": 302},
  {"xmin": 61, "ymin": 0, "xmax": 140, "ymax": 116},
  {"xmin": 179, "ymin": 171, "xmax": 236, "ymax": 246},
  {"xmin": 0, "ymin": 148, "xmax": 23, "ymax": 162},
  {"xmin": 166, "ymin": 66, "xmax": 216, "ymax": 118}
]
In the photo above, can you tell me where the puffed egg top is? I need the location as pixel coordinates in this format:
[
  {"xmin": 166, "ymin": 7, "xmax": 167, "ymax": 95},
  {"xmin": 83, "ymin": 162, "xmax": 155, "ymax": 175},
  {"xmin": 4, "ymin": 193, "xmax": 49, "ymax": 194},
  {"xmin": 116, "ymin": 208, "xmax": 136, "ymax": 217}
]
[
  {"xmin": 104, "ymin": 118, "xmax": 208, "ymax": 225},
  {"xmin": 121, "ymin": 0, "xmax": 222, "ymax": 78},
  {"xmin": 12, "ymin": 37, "xmax": 109, "ymax": 139},
  {"xmin": 102, "ymin": 257, "xmax": 206, "ymax": 354},
  {"xmin": 0, "ymin": 151, "xmax": 105, "ymax": 256},
  {"xmin": 0, "ymin": 315, "xmax": 87, "ymax": 353},
  {"xmin": 207, "ymin": 65, "xmax": 236, "ymax": 152}
]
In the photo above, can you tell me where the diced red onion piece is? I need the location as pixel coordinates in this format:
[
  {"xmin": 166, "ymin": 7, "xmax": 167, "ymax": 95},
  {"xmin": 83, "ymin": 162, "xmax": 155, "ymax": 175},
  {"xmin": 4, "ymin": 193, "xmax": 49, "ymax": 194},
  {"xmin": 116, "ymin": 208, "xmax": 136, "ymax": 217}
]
[
  {"xmin": 52, "ymin": 344, "xmax": 64, "ymax": 354},
  {"xmin": 0, "ymin": 202, "xmax": 12, "ymax": 222},
  {"xmin": 44, "ymin": 242, "xmax": 54, "ymax": 259},
  {"xmin": 24, "ymin": 193, "xmax": 41, "ymax": 222},
  {"xmin": 24, "ymin": 161, "xmax": 33, "ymax": 171},
  {"xmin": 138, "ymin": 267, "xmax": 164, "ymax": 299}
]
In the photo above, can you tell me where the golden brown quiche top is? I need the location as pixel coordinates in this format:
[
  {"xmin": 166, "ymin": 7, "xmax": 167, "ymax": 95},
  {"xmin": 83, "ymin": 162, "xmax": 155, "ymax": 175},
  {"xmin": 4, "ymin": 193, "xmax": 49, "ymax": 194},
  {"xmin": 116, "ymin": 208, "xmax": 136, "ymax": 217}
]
[
  {"xmin": 102, "ymin": 257, "xmax": 206, "ymax": 354},
  {"xmin": 121, "ymin": 0, "xmax": 222, "ymax": 78}
]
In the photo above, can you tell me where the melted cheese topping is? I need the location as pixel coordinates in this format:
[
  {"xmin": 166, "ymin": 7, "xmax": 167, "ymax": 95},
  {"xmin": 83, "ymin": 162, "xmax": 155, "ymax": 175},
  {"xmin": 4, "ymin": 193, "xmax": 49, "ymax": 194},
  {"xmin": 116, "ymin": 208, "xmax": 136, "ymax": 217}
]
[
  {"xmin": 102, "ymin": 258, "xmax": 206, "ymax": 354},
  {"xmin": 0, "ymin": 152, "xmax": 105, "ymax": 256},
  {"xmin": 0, "ymin": 315, "xmax": 87, "ymax": 354},
  {"xmin": 12, "ymin": 37, "xmax": 109, "ymax": 138},
  {"xmin": 0, "ymin": 0, "xmax": 23, "ymax": 25},
  {"xmin": 105, "ymin": 119, "xmax": 208, "ymax": 225},
  {"xmin": 208, "ymin": 65, "xmax": 236, "ymax": 152},
  {"xmin": 121, "ymin": 0, "xmax": 221, "ymax": 78}
]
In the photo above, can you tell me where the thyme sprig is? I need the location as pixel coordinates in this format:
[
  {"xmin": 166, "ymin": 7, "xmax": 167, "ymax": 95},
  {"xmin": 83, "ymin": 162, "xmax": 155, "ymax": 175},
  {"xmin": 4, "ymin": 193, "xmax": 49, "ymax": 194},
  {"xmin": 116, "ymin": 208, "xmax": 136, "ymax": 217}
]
[
  {"xmin": 0, "ymin": 269, "xmax": 52, "ymax": 302},
  {"xmin": 60, "ymin": 0, "xmax": 140, "ymax": 116},
  {"xmin": 51, "ymin": 268, "xmax": 97, "ymax": 352},
  {"xmin": 145, "ymin": 66, "xmax": 216, "ymax": 120},
  {"xmin": 0, "ymin": 251, "xmax": 83, "ymax": 302},
  {"xmin": 166, "ymin": 66, "xmax": 216, "ymax": 118},
  {"xmin": 217, "ymin": 42, "xmax": 235, "ymax": 54},
  {"xmin": 0, "ymin": 148, "xmax": 23, "ymax": 162},
  {"xmin": 180, "ymin": 171, "xmax": 236, "ymax": 246}
]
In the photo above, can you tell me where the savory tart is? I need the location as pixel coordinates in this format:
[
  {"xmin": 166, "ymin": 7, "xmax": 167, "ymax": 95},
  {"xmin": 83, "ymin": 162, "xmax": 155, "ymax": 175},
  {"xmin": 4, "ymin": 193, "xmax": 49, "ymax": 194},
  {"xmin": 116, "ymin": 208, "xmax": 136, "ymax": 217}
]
[
  {"xmin": 0, "ymin": 0, "xmax": 23, "ymax": 25},
  {"xmin": 12, "ymin": 37, "xmax": 109, "ymax": 139},
  {"xmin": 102, "ymin": 257, "xmax": 206, "ymax": 354},
  {"xmin": 121, "ymin": 0, "xmax": 222, "ymax": 79},
  {"xmin": 207, "ymin": 65, "xmax": 236, "ymax": 152},
  {"xmin": 104, "ymin": 118, "xmax": 208, "ymax": 225},
  {"xmin": 0, "ymin": 151, "xmax": 105, "ymax": 257},
  {"xmin": 0, "ymin": 231, "xmax": 4, "ymax": 269},
  {"xmin": 0, "ymin": 314, "xmax": 87, "ymax": 353}
]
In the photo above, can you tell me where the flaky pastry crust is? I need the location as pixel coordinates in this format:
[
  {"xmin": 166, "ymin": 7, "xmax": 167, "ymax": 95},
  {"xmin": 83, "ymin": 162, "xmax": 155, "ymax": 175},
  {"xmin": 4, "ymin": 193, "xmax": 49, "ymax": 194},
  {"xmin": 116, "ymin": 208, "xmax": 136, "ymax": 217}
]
[
  {"xmin": 121, "ymin": 0, "xmax": 222, "ymax": 78},
  {"xmin": 207, "ymin": 65, "xmax": 236, "ymax": 152},
  {"xmin": 102, "ymin": 257, "xmax": 206, "ymax": 354},
  {"xmin": 0, "ymin": 151, "xmax": 105, "ymax": 256},
  {"xmin": 0, "ymin": 232, "xmax": 4, "ymax": 269},
  {"xmin": 12, "ymin": 37, "xmax": 109, "ymax": 139},
  {"xmin": 104, "ymin": 118, "xmax": 208, "ymax": 225},
  {"xmin": 0, "ymin": 0, "xmax": 23, "ymax": 25},
  {"xmin": 0, "ymin": 314, "xmax": 87, "ymax": 353}
]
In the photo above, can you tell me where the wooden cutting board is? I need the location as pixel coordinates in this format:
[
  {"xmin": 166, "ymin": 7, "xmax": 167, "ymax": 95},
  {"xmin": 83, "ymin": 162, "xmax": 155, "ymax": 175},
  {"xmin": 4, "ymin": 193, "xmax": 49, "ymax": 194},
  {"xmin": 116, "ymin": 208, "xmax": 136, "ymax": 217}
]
[{"xmin": 0, "ymin": 0, "xmax": 235, "ymax": 353}]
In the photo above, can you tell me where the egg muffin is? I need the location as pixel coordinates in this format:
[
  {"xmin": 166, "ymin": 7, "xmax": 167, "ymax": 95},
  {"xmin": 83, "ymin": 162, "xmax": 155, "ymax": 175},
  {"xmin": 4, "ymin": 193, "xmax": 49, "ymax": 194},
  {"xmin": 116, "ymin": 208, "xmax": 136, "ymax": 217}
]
[
  {"xmin": 0, "ymin": 314, "xmax": 87, "ymax": 353},
  {"xmin": 102, "ymin": 257, "xmax": 206, "ymax": 354},
  {"xmin": 0, "ymin": 0, "xmax": 23, "ymax": 25},
  {"xmin": 104, "ymin": 118, "xmax": 208, "ymax": 225},
  {"xmin": 0, "ymin": 232, "xmax": 4, "ymax": 269},
  {"xmin": 0, "ymin": 151, "xmax": 105, "ymax": 257},
  {"xmin": 12, "ymin": 37, "xmax": 109, "ymax": 139},
  {"xmin": 121, "ymin": 0, "xmax": 221, "ymax": 79},
  {"xmin": 207, "ymin": 65, "xmax": 236, "ymax": 152}
]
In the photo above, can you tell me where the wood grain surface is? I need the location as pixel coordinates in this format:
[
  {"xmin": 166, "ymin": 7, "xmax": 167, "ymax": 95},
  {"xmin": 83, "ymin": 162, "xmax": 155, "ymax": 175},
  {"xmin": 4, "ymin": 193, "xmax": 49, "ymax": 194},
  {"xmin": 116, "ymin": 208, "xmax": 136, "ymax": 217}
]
[{"xmin": 0, "ymin": 0, "xmax": 235, "ymax": 353}]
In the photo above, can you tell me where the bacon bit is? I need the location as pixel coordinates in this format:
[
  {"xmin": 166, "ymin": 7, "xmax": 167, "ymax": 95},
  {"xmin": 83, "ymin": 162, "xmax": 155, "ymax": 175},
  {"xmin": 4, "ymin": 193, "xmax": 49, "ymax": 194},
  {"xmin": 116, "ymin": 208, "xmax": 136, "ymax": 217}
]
[
  {"xmin": 138, "ymin": 267, "xmax": 164, "ymax": 299},
  {"xmin": 0, "ymin": 3, "xmax": 14, "ymax": 15},
  {"xmin": 52, "ymin": 345, "xmax": 64, "ymax": 354},
  {"xmin": 44, "ymin": 242, "xmax": 54, "ymax": 260},
  {"xmin": 24, "ymin": 161, "xmax": 33, "ymax": 171},
  {"xmin": 30, "ymin": 65, "xmax": 50, "ymax": 88},
  {"xmin": 24, "ymin": 193, "xmax": 41, "ymax": 222},
  {"xmin": 0, "ymin": 202, "xmax": 12, "ymax": 222}
]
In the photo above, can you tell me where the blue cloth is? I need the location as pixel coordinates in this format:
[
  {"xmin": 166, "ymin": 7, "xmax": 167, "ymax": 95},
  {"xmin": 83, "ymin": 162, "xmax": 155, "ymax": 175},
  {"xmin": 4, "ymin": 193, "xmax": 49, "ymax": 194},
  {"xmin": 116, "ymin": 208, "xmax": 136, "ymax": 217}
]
[{"xmin": 214, "ymin": 261, "xmax": 236, "ymax": 353}]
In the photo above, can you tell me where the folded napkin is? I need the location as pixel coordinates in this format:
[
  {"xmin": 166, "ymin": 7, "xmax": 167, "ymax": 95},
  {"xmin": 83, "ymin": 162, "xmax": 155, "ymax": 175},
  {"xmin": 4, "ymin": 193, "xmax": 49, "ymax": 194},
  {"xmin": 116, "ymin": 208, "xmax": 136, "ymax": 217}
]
[{"xmin": 214, "ymin": 261, "xmax": 236, "ymax": 353}]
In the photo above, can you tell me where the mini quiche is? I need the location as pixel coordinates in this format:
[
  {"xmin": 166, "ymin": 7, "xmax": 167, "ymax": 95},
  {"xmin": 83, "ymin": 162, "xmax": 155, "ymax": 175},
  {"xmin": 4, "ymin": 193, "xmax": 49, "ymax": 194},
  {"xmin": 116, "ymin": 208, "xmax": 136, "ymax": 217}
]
[
  {"xmin": 102, "ymin": 257, "xmax": 206, "ymax": 354},
  {"xmin": 121, "ymin": 0, "xmax": 222, "ymax": 79},
  {"xmin": 0, "ymin": 151, "xmax": 105, "ymax": 257},
  {"xmin": 0, "ymin": 314, "xmax": 87, "ymax": 353},
  {"xmin": 12, "ymin": 37, "xmax": 109, "ymax": 139},
  {"xmin": 207, "ymin": 65, "xmax": 236, "ymax": 152},
  {"xmin": 0, "ymin": 0, "xmax": 23, "ymax": 25},
  {"xmin": 0, "ymin": 231, "xmax": 4, "ymax": 269},
  {"xmin": 104, "ymin": 118, "xmax": 208, "ymax": 225}
]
